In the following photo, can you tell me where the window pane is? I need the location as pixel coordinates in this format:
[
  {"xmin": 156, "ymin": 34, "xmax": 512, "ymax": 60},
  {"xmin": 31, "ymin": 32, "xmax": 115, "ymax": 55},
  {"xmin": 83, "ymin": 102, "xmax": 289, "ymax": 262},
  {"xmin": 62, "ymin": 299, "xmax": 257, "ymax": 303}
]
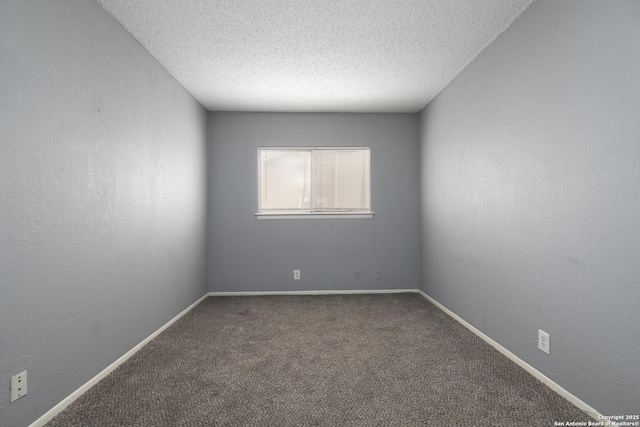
[
  {"xmin": 313, "ymin": 149, "xmax": 370, "ymax": 211},
  {"xmin": 258, "ymin": 147, "xmax": 370, "ymax": 214},
  {"xmin": 259, "ymin": 150, "xmax": 311, "ymax": 210},
  {"xmin": 312, "ymin": 150, "xmax": 337, "ymax": 209}
]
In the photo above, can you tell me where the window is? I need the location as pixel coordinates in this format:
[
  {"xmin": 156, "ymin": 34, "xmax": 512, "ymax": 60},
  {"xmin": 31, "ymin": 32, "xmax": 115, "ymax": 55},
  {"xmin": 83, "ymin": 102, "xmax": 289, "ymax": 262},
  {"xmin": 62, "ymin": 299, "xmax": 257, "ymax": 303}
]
[{"xmin": 257, "ymin": 147, "xmax": 372, "ymax": 219}]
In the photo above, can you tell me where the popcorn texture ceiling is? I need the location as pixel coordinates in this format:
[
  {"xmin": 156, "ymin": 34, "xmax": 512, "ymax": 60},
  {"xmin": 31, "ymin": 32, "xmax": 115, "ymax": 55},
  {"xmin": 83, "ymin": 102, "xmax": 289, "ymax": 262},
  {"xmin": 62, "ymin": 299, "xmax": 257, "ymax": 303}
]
[{"xmin": 98, "ymin": 0, "xmax": 534, "ymax": 113}]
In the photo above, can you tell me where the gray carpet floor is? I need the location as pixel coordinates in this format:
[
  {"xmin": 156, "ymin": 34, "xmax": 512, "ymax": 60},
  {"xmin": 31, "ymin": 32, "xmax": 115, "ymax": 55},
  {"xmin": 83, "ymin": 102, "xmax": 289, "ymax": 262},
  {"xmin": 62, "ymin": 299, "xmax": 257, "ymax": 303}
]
[{"xmin": 47, "ymin": 293, "xmax": 591, "ymax": 426}]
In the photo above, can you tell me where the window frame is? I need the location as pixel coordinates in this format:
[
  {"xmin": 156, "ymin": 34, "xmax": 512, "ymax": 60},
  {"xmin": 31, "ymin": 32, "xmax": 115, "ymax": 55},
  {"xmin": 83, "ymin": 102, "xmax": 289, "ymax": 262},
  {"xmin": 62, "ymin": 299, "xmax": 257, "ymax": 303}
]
[{"xmin": 255, "ymin": 146, "xmax": 374, "ymax": 220}]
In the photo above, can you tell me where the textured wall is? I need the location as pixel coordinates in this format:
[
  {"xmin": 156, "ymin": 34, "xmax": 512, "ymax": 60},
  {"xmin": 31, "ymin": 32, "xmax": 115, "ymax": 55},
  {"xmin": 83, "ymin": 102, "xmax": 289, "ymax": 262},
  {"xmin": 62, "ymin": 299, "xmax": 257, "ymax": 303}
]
[
  {"xmin": 209, "ymin": 113, "xmax": 419, "ymax": 292},
  {"xmin": 419, "ymin": 0, "xmax": 640, "ymax": 416},
  {"xmin": 0, "ymin": 1, "xmax": 209, "ymax": 425}
]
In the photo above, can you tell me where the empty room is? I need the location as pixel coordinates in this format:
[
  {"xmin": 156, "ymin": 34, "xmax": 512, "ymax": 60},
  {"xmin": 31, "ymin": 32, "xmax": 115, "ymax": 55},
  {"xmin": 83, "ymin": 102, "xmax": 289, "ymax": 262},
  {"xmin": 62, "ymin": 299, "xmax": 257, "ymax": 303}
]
[{"xmin": 1, "ymin": 0, "xmax": 638, "ymax": 426}]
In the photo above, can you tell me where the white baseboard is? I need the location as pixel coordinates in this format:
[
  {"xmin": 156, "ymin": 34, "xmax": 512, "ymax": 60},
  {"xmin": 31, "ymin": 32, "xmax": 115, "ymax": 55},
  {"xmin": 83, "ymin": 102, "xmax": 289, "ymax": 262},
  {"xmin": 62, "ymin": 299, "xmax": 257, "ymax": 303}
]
[
  {"xmin": 209, "ymin": 289, "xmax": 417, "ymax": 296},
  {"xmin": 29, "ymin": 293, "xmax": 209, "ymax": 427},
  {"xmin": 416, "ymin": 290, "xmax": 602, "ymax": 421}
]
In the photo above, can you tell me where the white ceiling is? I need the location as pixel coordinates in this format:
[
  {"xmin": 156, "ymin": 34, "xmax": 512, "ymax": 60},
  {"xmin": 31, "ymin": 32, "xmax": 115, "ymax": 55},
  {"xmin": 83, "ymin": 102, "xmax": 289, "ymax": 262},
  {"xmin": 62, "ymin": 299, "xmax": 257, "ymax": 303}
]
[{"xmin": 98, "ymin": 0, "xmax": 533, "ymax": 113}]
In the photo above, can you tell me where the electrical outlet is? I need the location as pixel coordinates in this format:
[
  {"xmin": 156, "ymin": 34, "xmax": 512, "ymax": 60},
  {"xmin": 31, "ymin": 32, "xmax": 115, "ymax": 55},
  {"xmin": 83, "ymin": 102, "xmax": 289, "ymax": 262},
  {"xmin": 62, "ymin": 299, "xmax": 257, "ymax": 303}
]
[
  {"xmin": 538, "ymin": 330, "xmax": 550, "ymax": 354},
  {"xmin": 376, "ymin": 270, "xmax": 383, "ymax": 279},
  {"xmin": 355, "ymin": 269, "xmax": 361, "ymax": 278},
  {"xmin": 11, "ymin": 370, "xmax": 27, "ymax": 403},
  {"xmin": 293, "ymin": 270, "xmax": 300, "ymax": 280}
]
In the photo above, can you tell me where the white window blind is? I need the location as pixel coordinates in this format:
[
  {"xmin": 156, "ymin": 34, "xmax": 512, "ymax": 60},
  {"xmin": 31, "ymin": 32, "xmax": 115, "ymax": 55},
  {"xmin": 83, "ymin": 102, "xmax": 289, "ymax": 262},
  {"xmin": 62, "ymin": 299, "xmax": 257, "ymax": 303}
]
[{"xmin": 258, "ymin": 147, "xmax": 371, "ymax": 216}]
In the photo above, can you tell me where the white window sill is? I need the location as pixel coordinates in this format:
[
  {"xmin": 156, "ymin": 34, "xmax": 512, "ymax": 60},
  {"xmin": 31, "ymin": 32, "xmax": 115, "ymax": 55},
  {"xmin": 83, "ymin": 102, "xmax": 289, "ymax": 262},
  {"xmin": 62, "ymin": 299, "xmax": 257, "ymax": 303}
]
[{"xmin": 256, "ymin": 212, "xmax": 374, "ymax": 220}]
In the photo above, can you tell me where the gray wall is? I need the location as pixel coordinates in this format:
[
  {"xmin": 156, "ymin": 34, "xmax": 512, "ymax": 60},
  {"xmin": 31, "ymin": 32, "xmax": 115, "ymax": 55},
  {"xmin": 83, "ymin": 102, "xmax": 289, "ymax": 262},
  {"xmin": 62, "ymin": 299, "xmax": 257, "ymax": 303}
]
[
  {"xmin": 0, "ymin": 1, "xmax": 209, "ymax": 425},
  {"xmin": 419, "ymin": 0, "xmax": 640, "ymax": 416},
  {"xmin": 209, "ymin": 113, "xmax": 419, "ymax": 292}
]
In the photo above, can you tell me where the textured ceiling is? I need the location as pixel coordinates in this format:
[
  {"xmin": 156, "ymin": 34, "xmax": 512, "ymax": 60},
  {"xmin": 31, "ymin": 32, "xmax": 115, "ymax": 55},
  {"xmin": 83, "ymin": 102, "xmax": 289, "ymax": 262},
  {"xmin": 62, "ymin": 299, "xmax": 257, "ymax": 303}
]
[{"xmin": 98, "ymin": 0, "xmax": 533, "ymax": 113}]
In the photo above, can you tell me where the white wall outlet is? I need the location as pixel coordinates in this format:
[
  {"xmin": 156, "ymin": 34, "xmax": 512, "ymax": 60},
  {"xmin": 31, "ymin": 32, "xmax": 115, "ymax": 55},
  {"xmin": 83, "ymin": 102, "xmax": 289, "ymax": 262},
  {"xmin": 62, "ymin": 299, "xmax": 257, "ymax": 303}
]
[
  {"xmin": 376, "ymin": 270, "xmax": 383, "ymax": 279},
  {"xmin": 538, "ymin": 330, "xmax": 550, "ymax": 354},
  {"xmin": 355, "ymin": 269, "xmax": 361, "ymax": 278},
  {"xmin": 11, "ymin": 370, "xmax": 27, "ymax": 403},
  {"xmin": 293, "ymin": 269, "xmax": 300, "ymax": 280}
]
